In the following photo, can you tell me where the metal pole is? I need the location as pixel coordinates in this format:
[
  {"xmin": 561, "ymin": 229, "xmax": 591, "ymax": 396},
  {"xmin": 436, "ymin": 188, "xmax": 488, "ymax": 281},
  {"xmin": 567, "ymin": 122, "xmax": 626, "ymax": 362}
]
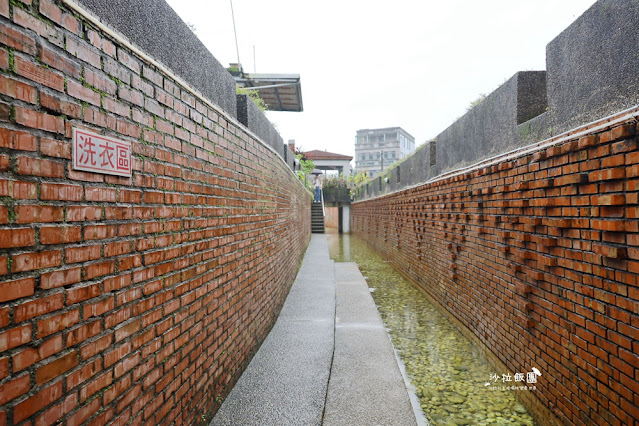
[{"xmin": 230, "ymin": 0, "xmax": 241, "ymax": 67}]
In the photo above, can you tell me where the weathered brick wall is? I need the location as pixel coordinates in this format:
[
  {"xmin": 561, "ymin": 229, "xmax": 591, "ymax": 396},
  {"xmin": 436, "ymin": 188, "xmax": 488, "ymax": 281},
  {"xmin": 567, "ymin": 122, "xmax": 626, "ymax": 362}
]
[
  {"xmin": 352, "ymin": 119, "xmax": 639, "ymax": 425},
  {"xmin": 0, "ymin": 0, "xmax": 311, "ymax": 424}
]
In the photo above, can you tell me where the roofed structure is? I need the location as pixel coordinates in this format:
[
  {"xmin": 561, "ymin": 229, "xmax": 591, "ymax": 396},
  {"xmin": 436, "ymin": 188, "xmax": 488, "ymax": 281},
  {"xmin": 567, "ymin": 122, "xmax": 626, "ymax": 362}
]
[
  {"xmin": 229, "ymin": 64, "xmax": 303, "ymax": 112},
  {"xmin": 303, "ymin": 150, "xmax": 353, "ymax": 161},
  {"xmin": 302, "ymin": 149, "xmax": 352, "ymax": 179}
]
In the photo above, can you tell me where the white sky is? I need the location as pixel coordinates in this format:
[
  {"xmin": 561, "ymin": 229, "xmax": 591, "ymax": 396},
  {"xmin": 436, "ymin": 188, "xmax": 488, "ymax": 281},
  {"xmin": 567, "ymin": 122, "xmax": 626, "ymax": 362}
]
[{"xmin": 165, "ymin": 0, "xmax": 597, "ymax": 158}]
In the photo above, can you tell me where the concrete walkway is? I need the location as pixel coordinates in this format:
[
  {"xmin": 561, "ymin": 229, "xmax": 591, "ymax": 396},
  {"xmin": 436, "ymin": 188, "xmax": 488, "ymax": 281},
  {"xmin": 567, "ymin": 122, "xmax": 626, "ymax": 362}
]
[{"xmin": 211, "ymin": 234, "xmax": 420, "ymax": 426}]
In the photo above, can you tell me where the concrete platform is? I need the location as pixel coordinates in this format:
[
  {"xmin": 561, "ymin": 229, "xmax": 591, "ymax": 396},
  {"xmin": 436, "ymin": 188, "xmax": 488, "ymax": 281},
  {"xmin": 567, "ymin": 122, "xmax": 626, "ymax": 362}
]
[
  {"xmin": 324, "ymin": 262, "xmax": 418, "ymax": 426},
  {"xmin": 211, "ymin": 234, "xmax": 421, "ymax": 426}
]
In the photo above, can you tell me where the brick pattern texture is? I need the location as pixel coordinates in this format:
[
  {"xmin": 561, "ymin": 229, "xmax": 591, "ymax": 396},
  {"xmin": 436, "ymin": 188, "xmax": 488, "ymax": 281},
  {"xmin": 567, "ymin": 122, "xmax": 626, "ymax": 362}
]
[
  {"xmin": 353, "ymin": 121, "xmax": 639, "ymax": 425},
  {"xmin": 0, "ymin": 0, "xmax": 311, "ymax": 424}
]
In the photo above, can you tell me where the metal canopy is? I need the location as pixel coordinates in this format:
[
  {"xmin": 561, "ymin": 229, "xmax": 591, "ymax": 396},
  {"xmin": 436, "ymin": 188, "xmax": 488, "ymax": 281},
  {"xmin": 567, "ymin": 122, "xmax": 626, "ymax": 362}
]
[{"xmin": 233, "ymin": 72, "xmax": 303, "ymax": 112}]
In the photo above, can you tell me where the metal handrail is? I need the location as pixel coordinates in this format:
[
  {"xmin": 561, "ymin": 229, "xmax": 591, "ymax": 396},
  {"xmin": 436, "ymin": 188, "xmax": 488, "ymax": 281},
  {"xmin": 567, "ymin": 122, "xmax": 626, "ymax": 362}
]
[{"xmin": 321, "ymin": 187, "xmax": 325, "ymax": 217}]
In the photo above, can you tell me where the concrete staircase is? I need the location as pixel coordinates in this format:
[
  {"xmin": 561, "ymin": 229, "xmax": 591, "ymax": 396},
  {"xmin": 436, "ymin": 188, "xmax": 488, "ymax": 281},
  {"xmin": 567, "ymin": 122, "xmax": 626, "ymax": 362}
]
[{"xmin": 311, "ymin": 202, "xmax": 325, "ymax": 233}]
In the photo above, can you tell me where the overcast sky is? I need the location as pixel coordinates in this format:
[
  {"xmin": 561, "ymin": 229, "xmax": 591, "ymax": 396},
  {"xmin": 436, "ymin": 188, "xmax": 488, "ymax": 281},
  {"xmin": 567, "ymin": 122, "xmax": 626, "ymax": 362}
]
[{"xmin": 165, "ymin": 0, "xmax": 597, "ymax": 157}]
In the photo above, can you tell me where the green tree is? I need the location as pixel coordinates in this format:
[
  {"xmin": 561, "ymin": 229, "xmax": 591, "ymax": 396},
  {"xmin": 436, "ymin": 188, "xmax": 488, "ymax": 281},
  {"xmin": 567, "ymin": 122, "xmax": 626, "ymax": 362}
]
[{"xmin": 295, "ymin": 154, "xmax": 315, "ymax": 191}]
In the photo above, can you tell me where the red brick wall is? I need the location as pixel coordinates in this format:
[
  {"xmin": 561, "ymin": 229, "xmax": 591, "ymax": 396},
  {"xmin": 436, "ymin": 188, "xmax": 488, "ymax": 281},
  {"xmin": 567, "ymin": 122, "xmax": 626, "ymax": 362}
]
[
  {"xmin": 0, "ymin": 0, "xmax": 311, "ymax": 424},
  {"xmin": 352, "ymin": 120, "xmax": 639, "ymax": 425}
]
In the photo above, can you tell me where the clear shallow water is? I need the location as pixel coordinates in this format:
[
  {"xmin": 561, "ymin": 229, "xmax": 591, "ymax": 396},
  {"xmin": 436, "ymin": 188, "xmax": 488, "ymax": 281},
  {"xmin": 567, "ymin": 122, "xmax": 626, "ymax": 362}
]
[{"xmin": 327, "ymin": 231, "xmax": 536, "ymax": 426}]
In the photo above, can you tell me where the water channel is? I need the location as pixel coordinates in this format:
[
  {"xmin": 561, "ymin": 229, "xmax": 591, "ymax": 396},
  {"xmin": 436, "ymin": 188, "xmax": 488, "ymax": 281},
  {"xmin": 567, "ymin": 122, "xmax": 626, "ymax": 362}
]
[{"xmin": 326, "ymin": 231, "xmax": 536, "ymax": 426}]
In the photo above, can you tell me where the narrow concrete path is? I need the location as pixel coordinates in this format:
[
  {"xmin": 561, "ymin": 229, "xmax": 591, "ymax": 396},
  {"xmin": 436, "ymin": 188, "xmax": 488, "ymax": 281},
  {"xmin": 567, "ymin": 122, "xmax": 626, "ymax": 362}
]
[
  {"xmin": 211, "ymin": 234, "xmax": 419, "ymax": 425},
  {"xmin": 211, "ymin": 235, "xmax": 335, "ymax": 425},
  {"xmin": 323, "ymin": 262, "xmax": 418, "ymax": 425}
]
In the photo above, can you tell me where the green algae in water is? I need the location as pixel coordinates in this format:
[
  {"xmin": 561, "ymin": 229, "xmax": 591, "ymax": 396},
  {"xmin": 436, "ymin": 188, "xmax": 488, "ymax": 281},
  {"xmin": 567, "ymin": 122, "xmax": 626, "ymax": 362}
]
[{"xmin": 327, "ymin": 232, "xmax": 536, "ymax": 426}]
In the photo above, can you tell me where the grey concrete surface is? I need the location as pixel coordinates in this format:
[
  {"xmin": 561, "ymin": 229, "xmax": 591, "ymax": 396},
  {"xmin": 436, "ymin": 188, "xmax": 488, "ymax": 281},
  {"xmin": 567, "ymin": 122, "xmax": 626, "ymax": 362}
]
[
  {"xmin": 323, "ymin": 263, "xmax": 419, "ymax": 426},
  {"xmin": 546, "ymin": 0, "xmax": 639, "ymax": 134},
  {"xmin": 356, "ymin": 0, "xmax": 639, "ymax": 201},
  {"xmin": 237, "ymin": 94, "xmax": 285, "ymax": 158},
  {"xmin": 211, "ymin": 235, "xmax": 335, "ymax": 426},
  {"xmin": 76, "ymin": 0, "xmax": 237, "ymax": 117},
  {"xmin": 360, "ymin": 70, "xmax": 548, "ymax": 200},
  {"xmin": 211, "ymin": 236, "xmax": 420, "ymax": 425}
]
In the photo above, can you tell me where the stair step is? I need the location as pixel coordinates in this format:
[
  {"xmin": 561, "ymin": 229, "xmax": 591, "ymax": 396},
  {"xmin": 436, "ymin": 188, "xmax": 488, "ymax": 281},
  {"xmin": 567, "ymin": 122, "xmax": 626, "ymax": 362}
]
[{"xmin": 310, "ymin": 201, "xmax": 324, "ymax": 233}]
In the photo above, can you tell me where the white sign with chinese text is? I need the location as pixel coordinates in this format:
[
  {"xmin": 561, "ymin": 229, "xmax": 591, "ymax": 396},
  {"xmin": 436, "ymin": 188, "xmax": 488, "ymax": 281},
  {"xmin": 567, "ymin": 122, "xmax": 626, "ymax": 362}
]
[
  {"xmin": 72, "ymin": 128, "xmax": 132, "ymax": 177},
  {"xmin": 484, "ymin": 366, "xmax": 542, "ymax": 391}
]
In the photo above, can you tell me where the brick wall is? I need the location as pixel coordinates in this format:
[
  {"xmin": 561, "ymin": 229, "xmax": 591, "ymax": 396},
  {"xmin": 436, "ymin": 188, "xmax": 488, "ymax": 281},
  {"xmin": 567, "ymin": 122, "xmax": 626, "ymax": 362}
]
[
  {"xmin": 0, "ymin": 0, "xmax": 311, "ymax": 424},
  {"xmin": 352, "ymin": 119, "xmax": 639, "ymax": 425}
]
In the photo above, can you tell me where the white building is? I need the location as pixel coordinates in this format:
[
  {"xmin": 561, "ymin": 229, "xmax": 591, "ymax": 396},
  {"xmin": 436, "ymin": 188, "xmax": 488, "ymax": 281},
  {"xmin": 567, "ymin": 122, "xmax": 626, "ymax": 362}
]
[{"xmin": 354, "ymin": 127, "xmax": 415, "ymax": 178}]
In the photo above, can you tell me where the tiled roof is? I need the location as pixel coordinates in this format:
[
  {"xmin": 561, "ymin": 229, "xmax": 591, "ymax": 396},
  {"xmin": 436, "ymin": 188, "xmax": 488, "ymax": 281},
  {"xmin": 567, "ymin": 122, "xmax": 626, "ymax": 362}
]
[{"xmin": 303, "ymin": 150, "xmax": 353, "ymax": 161}]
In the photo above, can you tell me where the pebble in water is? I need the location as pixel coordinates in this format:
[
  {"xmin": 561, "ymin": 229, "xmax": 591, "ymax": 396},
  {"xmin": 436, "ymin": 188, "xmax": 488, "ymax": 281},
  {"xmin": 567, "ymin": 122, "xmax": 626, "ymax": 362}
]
[{"xmin": 328, "ymin": 233, "xmax": 537, "ymax": 426}]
